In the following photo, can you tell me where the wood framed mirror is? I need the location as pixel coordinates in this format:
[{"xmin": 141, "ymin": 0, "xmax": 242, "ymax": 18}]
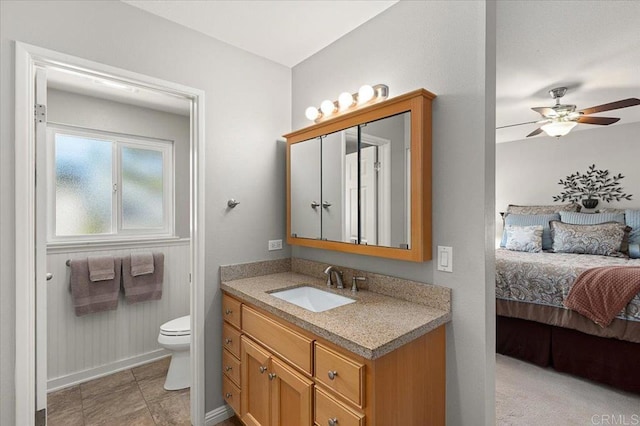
[{"xmin": 285, "ymin": 89, "xmax": 435, "ymax": 262}]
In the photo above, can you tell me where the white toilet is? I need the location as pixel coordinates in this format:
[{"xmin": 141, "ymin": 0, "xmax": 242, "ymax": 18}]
[{"xmin": 158, "ymin": 315, "xmax": 191, "ymax": 390}]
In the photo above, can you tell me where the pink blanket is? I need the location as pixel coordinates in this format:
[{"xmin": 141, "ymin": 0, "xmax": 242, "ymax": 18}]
[{"xmin": 564, "ymin": 266, "xmax": 640, "ymax": 327}]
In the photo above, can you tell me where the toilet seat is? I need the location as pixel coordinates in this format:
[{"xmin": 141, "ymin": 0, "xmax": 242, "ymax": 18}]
[{"xmin": 160, "ymin": 315, "xmax": 191, "ymax": 337}]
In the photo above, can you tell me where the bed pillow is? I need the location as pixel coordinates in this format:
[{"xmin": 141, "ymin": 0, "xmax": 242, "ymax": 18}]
[
  {"xmin": 626, "ymin": 209, "xmax": 640, "ymax": 258},
  {"xmin": 504, "ymin": 225, "xmax": 543, "ymax": 253},
  {"xmin": 500, "ymin": 213, "xmax": 560, "ymax": 250},
  {"xmin": 550, "ymin": 221, "xmax": 630, "ymax": 257},
  {"xmin": 559, "ymin": 211, "xmax": 625, "ymax": 225},
  {"xmin": 507, "ymin": 203, "xmax": 581, "ymax": 215}
]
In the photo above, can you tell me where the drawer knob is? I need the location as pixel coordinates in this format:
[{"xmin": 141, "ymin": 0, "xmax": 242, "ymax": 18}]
[
  {"xmin": 225, "ymin": 366, "xmax": 232, "ymax": 372},
  {"xmin": 328, "ymin": 418, "xmax": 338, "ymax": 426},
  {"xmin": 259, "ymin": 366, "xmax": 267, "ymax": 374},
  {"xmin": 268, "ymin": 373, "xmax": 277, "ymax": 381},
  {"xmin": 328, "ymin": 370, "xmax": 338, "ymax": 380},
  {"xmin": 225, "ymin": 392, "xmax": 232, "ymax": 399},
  {"xmin": 225, "ymin": 338, "xmax": 232, "ymax": 344},
  {"xmin": 225, "ymin": 309, "xmax": 233, "ymax": 315}
]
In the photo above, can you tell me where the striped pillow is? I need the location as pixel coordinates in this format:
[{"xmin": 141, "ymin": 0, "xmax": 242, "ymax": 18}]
[
  {"xmin": 559, "ymin": 211, "xmax": 625, "ymax": 225},
  {"xmin": 501, "ymin": 213, "xmax": 560, "ymax": 250}
]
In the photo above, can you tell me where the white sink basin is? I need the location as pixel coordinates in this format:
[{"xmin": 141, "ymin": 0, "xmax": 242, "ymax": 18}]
[{"xmin": 270, "ymin": 286, "xmax": 356, "ymax": 313}]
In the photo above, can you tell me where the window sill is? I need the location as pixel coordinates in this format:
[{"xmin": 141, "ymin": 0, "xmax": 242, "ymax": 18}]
[{"xmin": 47, "ymin": 236, "xmax": 190, "ymax": 254}]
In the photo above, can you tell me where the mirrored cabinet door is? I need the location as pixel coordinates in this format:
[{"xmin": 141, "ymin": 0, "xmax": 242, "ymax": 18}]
[
  {"xmin": 359, "ymin": 112, "xmax": 411, "ymax": 249},
  {"xmin": 290, "ymin": 137, "xmax": 321, "ymax": 239},
  {"xmin": 321, "ymin": 127, "xmax": 358, "ymax": 244}
]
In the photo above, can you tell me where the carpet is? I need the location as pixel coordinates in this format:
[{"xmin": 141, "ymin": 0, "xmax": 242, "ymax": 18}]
[{"xmin": 496, "ymin": 354, "xmax": 640, "ymax": 425}]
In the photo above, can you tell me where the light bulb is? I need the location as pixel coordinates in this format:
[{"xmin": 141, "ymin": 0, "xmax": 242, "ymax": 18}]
[
  {"xmin": 541, "ymin": 121, "xmax": 577, "ymax": 137},
  {"xmin": 338, "ymin": 92, "xmax": 354, "ymax": 110},
  {"xmin": 358, "ymin": 85, "xmax": 375, "ymax": 104},
  {"xmin": 305, "ymin": 106, "xmax": 320, "ymax": 121},
  {"xmin": 320, "ymin": 100, "xmax": 336, "ymax": 116}
]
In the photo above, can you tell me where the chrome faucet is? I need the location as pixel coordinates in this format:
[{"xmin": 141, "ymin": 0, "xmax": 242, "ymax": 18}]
[{"xmin": 323, "ymin": 266, "xmax": 344, "ymax": 289}]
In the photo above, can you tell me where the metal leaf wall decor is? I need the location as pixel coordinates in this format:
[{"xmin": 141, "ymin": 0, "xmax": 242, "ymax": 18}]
[{"xmin": 553, "ymin": 164, "xmax": 633, "ymax": 204}]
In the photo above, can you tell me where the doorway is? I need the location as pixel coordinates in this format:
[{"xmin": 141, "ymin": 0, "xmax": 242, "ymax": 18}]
[{"xmin": 14, "ymin": 42, "xmax": 206, "ymax": 426}]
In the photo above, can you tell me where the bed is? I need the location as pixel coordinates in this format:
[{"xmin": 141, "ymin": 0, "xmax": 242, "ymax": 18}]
[{"xmin": 495, "ymin": 248, "xmax": 640, "ymax": 394}]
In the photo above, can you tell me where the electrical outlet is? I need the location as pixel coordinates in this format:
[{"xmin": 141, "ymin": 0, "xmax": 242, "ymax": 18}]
[
  {"xmin": 268, "ymin": 239, "xmax": 283, "ymax": 251},
  {"xmin": 437, "ymin": 246, "xmax": 453, "ymax": 273}
]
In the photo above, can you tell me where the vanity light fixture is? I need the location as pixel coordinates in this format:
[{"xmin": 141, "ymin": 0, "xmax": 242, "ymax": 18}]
[{"xmin": 305, "ymin": 84, "xmax": 389, "ymax": 123}]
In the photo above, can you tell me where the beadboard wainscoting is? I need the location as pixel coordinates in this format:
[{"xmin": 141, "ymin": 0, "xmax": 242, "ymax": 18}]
[{"xmin": 46, "ymin": 240, "xmax": 190, "ymax": 391}]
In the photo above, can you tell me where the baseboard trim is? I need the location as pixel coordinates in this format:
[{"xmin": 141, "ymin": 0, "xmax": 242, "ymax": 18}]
[
  {"xmin": 205, "ymin": 404, "xmax": 235, "ymax": 426},
  {"xmin": 47, "ymin": 349, "xmax": 170, "ymax": 392}
]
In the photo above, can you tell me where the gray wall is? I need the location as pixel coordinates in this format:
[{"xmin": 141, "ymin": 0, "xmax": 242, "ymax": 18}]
[
  {"xmin": 291, "ymin": 2, "xmax": 496, "ymax": 425},
  {"xmin": 1, "ymin": 1, "xmax": 291, "ymax": 423},
  {"xmin": 47, "ymin": 88, "xmax": 191, "ymax": 238},
  {"xmin": 496, "ymin": 122, "xmax": 640, "ymax": 243}
]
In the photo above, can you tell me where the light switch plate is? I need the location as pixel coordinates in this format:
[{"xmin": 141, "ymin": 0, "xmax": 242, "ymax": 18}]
[
  {"xmin": 268, "ymin": 239, "xmax": 283, "ymax": 251},
  {"xmin": 437, "ymin": 246, "xmax": 453, "ymax": 273}
]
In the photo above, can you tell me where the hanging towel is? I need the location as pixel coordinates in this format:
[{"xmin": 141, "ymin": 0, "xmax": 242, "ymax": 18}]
[
  {"xmin": 130, "ymin": 252, "xmax": 154, "ymax": 276},
  {"xmin": 69, "ymin": 258, "xmax": 121, "ymax": 316},
  {"xmin": 87, "ymin": 255, "xmax": 115, "ymax": 282},
  {"xmin": 122, "ymin": 252, "xmax": 164, "ymax": 304}
]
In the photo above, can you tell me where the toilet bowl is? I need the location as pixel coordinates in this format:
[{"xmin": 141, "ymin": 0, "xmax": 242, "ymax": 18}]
[{"xmin": 158, "ymin": 315, "xmax": 191, "ymax": 390}]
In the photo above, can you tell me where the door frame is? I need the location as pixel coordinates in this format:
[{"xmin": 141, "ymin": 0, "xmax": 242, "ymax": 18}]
[{"xmin": 14, "ymin": 41, "xmax": 207, "ymax": 425}]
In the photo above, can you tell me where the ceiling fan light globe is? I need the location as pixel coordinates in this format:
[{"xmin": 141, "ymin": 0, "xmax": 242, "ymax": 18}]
[{"xmin": 541, "ymin": 121, "xmax": 577, "ymax": 137}]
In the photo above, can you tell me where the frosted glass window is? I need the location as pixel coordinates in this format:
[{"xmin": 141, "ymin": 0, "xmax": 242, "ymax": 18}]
[
  {"xmin": 55, "ymin": 134, "xmax": 112, "ymax": 236},
  {"xmin": 121, "ymin": 147, "xmax": 164, "ymax": 229},
  {"xmin": 49, "ymin": 126, "xmax": 174, "ymax": 242}
]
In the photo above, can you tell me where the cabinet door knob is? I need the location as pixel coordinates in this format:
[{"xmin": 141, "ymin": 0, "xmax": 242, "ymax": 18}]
[
  {"xmin": 225, "ymin": 392, "xmax": 232, "ymax": 399},
  {"xmin": 328, "ymin": 370, "xmax": 338, "ymax": 380},
  {"xmin": 225, "ymin": 309, "xmax": 233, "ymax": 315},
  {"xmin": 268, "ymin": 373, "xmax": 277, "ymax": 381},
  {"xmin": 311, "ymin": 201, "xmax": 320, "ymax": 208},
  {"xmin": 328, "ymin": 418, "xmax": 338, "ymax": 426},
  {"xmin": 259, "ymin": 366, "xmax": 267, "ymax": 374},
  {"xmin": 225, "ymin": 338, "xmax": 232, "ymax": 344},
  {"xmin": 225, "ymin": 366, "xmax": 232, "ymax": 372},
  {"xmin": 322, "ymin": 201, "xmax": 332, "ymax": 208}
]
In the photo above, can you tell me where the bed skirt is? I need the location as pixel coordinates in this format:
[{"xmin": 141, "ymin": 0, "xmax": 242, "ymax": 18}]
[{"xmin": 497, "ymin": 315, "xmax": 640, "ymax": 394}]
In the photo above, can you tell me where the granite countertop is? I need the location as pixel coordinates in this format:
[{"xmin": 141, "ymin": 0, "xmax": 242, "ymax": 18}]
[{"xmin": 221, "ymin": 271, "xmax": 451, "ymax": 360}]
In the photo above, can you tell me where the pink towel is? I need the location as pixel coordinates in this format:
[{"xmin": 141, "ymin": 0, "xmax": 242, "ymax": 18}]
[
  {"xmin": 69, "ymin": 258, "xmax": 121, "ymax": 316},
  {"xmin": 122, "ymin": 252, "xmax": 164, "ymax": 304}
]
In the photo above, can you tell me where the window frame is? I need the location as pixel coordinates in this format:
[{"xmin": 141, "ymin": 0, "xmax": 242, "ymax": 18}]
[{"xmin": 46, "ymin": 124, "xmax": 175, "ymax": 244}]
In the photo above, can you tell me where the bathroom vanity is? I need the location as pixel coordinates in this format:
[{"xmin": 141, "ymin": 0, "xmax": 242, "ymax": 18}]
[{"xmin": 220, "ymin": 263, "xmax": 450, "ymax": 426}]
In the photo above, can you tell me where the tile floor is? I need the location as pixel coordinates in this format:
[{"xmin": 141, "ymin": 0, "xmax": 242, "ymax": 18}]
[{"xmin": 47, "ymin": 357, "xmax": 190, "ymax": 426}]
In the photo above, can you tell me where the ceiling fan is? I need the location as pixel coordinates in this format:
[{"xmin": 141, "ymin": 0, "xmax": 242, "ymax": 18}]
[{"xmin": 497, "ymin": 87, "xmax": 640, "ymax": 138}]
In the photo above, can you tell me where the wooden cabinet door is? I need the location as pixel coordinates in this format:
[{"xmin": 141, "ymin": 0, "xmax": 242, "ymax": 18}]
[
  {"xmin": 270, "ymin": 357, "xmax": 313, "ymax": 426},
  {"xmin": 241, "ymin": 337, "xmax": 271, "ymax": 426}
]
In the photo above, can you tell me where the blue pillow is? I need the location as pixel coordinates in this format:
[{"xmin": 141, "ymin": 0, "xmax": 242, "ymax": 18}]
[
  {"xmin": 501, "ymin": 213, "xmax": 560, "ymax": 250},
  {"xmin": 560, "ymin": 211, "xmax": 625, "ymax": 225},
  {"xmin": 626, "ymin": 210, "xmax": 640, "ymax": 258}
]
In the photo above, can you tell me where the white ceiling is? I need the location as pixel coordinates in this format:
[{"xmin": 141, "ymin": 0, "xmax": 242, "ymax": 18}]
[
  {"xmin": 51, "ymin": 1, "xmax": 640, "ymax": 137},
  {"xmin": 496, "ymin": 1, "xmax": 640, "ymax": 143},
  {"xmin": 122, "ymin": 0, "xmax": 398, "ymax": 67}
]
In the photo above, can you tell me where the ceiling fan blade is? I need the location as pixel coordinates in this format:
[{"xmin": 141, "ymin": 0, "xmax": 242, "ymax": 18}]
[
  {"xmin": 577, "ymin": 116, "xmax": 620, "ymax": 125},
  {"xmin": 496, "ymin": 120, "xmax": 540, "ymax": 129},
  {"xmin": 526, "ymin": 128, "xmax": 544, "ymax": 137},
  {"xmin": 532, "ymin": 107, "xmax": 557, "ymax": 117},
  {"xmin": 579, "ymin": 98, "xmax": 640, "ymax": 115}
]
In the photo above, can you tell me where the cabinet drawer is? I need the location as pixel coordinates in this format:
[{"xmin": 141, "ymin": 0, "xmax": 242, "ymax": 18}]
[
  {"xmin": 223, "ymin": 348, "xmax": 241, "ymax": 386},
  {"xmin": 222, "ymin": 293, "xmax": 242, "ymax": 329},
  {"xmin": 242, "ymin": 306, "xmax": 313, "ymax": 375},
  {"xmin": 315, "ymin": 387, "xmax": 364, "ymax": 426},
  {"xmin": 223, "ymin": 375, "xmax": 241, "ymax": 415},
  {"xmin": 223, "ymin": 322, "xmax": 242, "ymax": 358},
  {"xmin": 314, "ymin": 343, "xmax": 364, "ymax": 407}
]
